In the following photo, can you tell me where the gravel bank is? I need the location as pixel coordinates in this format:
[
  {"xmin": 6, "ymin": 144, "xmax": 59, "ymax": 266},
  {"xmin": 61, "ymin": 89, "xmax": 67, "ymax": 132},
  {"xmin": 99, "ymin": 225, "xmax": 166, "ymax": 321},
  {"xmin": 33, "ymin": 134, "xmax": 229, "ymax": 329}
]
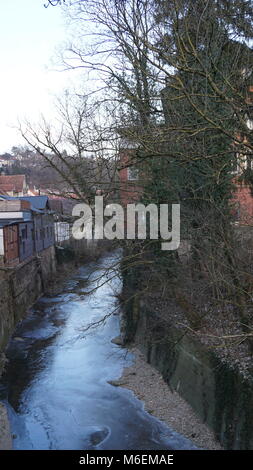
[
  {"xmin": 116, "ymin": 347, "xmax": 222, "ymax": 450},
  {"xmin": 0, "ymin": 403, "xmax": 12, "ymax": 450}
]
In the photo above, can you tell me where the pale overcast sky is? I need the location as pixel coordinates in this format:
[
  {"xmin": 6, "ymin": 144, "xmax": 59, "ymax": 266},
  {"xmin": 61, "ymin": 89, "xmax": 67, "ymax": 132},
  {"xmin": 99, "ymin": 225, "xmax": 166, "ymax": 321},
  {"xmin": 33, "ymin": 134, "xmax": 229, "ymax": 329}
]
[{"xmin": 0, "ymin": 0, "xmax": 74, "ymax": 153}]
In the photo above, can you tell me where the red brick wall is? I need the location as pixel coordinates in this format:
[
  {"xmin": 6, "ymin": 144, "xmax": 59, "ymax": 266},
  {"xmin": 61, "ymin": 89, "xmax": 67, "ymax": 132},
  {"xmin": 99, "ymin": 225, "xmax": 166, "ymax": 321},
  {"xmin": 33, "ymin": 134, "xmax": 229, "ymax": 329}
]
[
  {"xmin": 232, "ymin": 181, "xmax": 253, "ymax": 225},
  {"xmin": 118, "ymin": 149, "xmax": 143, "ymax": 206}
]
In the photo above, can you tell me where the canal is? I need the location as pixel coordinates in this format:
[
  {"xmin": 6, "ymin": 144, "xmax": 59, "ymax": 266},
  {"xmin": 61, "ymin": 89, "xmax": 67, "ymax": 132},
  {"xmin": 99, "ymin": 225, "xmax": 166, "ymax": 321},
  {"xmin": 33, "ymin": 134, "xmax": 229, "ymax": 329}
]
[{"xmin": 0, "ymin": 250, "xmax": 197, "ymax": 450}]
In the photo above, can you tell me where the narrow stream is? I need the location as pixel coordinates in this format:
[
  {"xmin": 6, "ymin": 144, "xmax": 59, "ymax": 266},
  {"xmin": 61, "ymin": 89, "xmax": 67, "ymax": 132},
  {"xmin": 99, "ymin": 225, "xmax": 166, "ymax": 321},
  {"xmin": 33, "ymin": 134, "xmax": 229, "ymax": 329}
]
[{"xmin": 0, "ymin": 250, "xmax": 197, "ymax": 450}]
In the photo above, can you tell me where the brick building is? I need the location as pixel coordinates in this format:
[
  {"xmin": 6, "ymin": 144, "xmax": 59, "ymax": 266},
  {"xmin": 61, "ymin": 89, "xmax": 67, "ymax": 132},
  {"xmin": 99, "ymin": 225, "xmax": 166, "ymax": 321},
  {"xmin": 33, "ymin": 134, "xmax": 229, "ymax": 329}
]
[{"xmin": 118, "ymin": 146, "xmax": 143, "ymax": 207}]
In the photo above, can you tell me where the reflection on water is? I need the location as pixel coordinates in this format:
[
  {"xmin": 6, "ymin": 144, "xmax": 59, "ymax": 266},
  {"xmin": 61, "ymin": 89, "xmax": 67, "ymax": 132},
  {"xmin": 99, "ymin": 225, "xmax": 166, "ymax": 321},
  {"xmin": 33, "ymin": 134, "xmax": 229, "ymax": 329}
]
[{"xmin": 0, "ymin": 250, "xmax": 198, "ymax": 450}]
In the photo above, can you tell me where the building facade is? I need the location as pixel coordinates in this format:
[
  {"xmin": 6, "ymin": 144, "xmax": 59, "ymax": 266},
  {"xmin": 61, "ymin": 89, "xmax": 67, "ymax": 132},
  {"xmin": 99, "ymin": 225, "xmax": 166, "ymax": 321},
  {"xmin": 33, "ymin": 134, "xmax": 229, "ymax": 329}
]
[{"xmin": 0, "ymin": 195, "xmax": 55, "ymax": 265}]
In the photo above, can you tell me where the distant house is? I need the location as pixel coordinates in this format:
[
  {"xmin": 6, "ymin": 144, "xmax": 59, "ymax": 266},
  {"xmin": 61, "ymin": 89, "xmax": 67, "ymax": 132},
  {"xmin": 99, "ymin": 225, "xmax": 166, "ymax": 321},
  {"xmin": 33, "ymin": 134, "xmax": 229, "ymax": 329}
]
[
  {"xmin": 0, "ymin": 155, "xmax": 14, "ymax": 168},
  {"xmin": 0, "ymin": 174, "xmax": 28, "ymax": 197}
]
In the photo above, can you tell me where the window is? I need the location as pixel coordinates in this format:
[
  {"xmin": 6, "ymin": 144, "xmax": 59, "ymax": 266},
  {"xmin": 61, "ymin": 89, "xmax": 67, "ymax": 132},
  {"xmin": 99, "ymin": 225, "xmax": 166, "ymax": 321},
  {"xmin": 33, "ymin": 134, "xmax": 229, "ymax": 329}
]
[
  {"xmin": 232, "ymin": 152, "xmax": 252, "ymax": 174},
  {"xmin": 127, "ymin": 166, "xmax": 139, "ymax": 181}
]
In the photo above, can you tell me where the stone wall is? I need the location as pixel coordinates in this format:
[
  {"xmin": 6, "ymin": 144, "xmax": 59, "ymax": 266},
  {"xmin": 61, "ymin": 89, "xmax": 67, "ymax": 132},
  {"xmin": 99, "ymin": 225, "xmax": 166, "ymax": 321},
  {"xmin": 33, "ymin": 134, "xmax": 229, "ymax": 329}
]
[{"xmin": 0, "ymin": 246, "xmax": 56, "ymax": 374}]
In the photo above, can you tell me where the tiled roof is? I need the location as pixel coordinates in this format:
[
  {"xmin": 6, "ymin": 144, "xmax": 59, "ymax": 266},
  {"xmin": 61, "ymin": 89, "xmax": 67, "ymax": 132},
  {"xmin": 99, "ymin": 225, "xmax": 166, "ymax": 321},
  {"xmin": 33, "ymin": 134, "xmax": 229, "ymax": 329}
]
[{"xmin": 0, "ymin": 175, "xmax": 26, "ymax": 192}]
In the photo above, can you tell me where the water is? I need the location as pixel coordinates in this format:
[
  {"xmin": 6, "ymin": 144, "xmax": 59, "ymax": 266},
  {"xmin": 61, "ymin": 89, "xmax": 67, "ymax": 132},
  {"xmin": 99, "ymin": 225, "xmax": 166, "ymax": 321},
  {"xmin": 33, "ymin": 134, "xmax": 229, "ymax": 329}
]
[{"xmin": 0, "ymin": 250, "xmax": 198, "ymax": 450}]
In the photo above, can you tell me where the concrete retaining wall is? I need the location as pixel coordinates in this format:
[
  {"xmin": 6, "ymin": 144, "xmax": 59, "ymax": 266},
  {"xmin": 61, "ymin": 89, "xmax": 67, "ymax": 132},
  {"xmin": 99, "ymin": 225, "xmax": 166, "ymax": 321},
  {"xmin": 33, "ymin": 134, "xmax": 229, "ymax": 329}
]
[{"xmin": 121, "ymin": 296, "xmax": 253, "ymax": 450}]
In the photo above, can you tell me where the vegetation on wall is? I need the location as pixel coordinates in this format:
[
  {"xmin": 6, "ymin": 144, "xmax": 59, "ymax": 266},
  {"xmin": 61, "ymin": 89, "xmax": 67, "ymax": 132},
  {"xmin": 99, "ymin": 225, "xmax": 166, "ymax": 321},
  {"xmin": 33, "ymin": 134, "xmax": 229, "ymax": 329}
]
[{"xmin": 34, "ymin": 0, "xmax": 253, "ymax": 356}]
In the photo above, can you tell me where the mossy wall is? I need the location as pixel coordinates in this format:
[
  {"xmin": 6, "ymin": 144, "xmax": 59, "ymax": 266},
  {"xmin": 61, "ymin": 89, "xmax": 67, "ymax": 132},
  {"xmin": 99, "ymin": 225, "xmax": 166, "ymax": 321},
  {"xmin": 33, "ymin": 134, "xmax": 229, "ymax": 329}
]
[
  {"xmin": 0, "ymin": 246, "xmax": 56, "ymax": 375},
  {"xmin": 121, "ymin": 292, "xmax": 253, "ymax": 449}
]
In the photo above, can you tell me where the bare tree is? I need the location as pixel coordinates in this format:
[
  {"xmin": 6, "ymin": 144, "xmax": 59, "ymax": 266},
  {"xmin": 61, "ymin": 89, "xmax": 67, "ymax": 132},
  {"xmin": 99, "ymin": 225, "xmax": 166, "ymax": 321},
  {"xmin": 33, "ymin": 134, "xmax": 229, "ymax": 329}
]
[
  {"xmin": 20, "ymin": 91, "xmax": 118, "ymax": 204},
  {"xmin": 29, "ymin": 0, "xmax": 253, "ymax": 358}
]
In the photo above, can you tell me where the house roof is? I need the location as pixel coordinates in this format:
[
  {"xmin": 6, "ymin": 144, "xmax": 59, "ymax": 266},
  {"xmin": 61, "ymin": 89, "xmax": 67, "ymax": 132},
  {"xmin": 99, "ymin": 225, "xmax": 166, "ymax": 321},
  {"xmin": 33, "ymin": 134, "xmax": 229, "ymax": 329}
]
[
  {"xmin": 18, "ymin": 195, "xmax": 49, "ymax": 210},
  {"xmin": 0, "ymin": 195, "xmax": 50, "ymax": 213},
  {"xmin": 0, "ymin": 174, "xmax": 26, "ymax": 193}
]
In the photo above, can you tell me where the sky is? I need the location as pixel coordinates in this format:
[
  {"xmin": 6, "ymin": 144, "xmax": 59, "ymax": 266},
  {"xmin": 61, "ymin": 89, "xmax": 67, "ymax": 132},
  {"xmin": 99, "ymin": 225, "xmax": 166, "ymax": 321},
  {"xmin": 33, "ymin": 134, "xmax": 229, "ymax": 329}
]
[{"xmin": 0, "ymin": 0, "xmax": 75, "ymax": 153}]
